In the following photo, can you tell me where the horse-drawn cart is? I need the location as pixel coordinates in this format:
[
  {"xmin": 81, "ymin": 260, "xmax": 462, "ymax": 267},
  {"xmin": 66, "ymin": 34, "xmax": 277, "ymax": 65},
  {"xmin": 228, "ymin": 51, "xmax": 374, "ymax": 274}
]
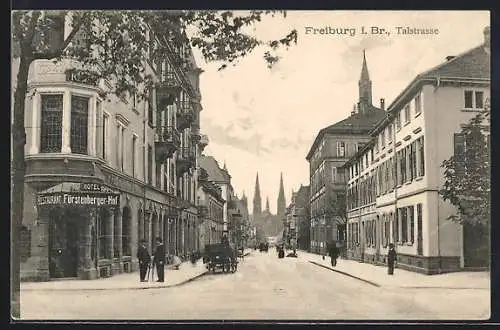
[{"xmin": 203, "ymin": 243, "xmax": 238, "ymax": 273}]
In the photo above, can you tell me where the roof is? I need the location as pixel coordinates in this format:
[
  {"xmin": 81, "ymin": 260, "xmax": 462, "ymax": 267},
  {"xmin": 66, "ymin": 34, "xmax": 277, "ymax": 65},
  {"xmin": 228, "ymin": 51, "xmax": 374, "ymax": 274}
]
[
  {"xmin": 371, "ymin": 43, "xmax": 490, "ymax": 136},
  {"xmin": 419, "ymin": 45, "xmax": 490, "ymax": 80},
  {"xmin": 198, "ymin": 155, "xmax": 230, "ymax": 183},
  {"xmin": 306, "ymin": 105, "xmax": 387, "ymax": 160}
]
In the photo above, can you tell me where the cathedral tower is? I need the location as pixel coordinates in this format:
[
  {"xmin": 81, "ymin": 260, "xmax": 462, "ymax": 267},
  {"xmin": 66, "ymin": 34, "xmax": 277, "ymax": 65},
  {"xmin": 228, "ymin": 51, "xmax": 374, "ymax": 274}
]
[
  {"xmin": 253, "ymin": 173, "xmax": 262, "ymax": 216},
  {"xmin": 358, "ymin": 50, "xmax": 373, "ymax": 114},
  {"xmin": 277, "ymin": 172, "xmax": 286, "ymax": 216}
]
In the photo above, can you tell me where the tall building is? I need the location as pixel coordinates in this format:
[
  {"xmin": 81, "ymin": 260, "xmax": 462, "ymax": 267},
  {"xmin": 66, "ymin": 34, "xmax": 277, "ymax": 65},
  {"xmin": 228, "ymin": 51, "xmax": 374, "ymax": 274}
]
[
  {"xmin": 305, "ymin": 51, "xmax": 386, "ymax": 255},
  {"xmin": 277, "ymin": 172, "xmax": 286, "ymax": 216},
  {"xmin": 345, "ymin": 27, "xmax": 490, "ymax": 274},
  {"xmin": 197, "ymin": 167, "xmax": 225, "ymax": 250},
  {"xmin": 253, "ymin": 173, "xmax": 262, "ymax": 217},
  {"xmin": 16, "ymin": 12, "xmax": 204, "ymax": 281}
]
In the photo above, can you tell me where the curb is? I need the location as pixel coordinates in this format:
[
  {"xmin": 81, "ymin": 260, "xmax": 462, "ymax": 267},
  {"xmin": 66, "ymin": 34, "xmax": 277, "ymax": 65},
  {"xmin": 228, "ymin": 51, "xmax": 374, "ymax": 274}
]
[
  {"xmin": 21, "ymin": 270, "xmax": 209, "ymax": 292},
  {"xmin": 308, "ymin": 260, "xmax": 380, "ymax": 287},
  {"xmin": 308, "ymin": 261, "xmax": 489, "ymax": 290}
]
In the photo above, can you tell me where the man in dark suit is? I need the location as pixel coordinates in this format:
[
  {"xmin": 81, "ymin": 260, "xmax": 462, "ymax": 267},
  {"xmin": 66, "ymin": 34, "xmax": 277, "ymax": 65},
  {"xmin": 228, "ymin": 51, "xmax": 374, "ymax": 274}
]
[
  {"xmin": 153, "ymin": 237, "xmax": 166, "ymax": 282},
  {"xmin": 137, "ymin": 239, "xmax": 150, "ymax": 282}
]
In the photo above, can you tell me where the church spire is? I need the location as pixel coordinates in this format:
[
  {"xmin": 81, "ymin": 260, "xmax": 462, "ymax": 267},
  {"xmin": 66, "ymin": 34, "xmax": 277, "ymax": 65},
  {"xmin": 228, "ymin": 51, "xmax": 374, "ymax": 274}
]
[
  {"xmin": 265, "ymin": 196, "xmax": 270, "ymax": 213},
  {"xmin": 253, "ymin": 173, "xmax": 262, "ymax": 216},
  {"xmin": 358, "ymin": 49, "xmax": 373, "ymax": 113},
  {"xmin": 277, "ymin": 172, "xmax": 286, "ymax": 216}
]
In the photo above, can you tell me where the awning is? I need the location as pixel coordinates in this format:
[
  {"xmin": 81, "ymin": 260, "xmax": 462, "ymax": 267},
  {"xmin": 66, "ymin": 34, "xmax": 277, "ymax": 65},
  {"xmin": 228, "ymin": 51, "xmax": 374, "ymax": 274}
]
[{"xmin": 37, "ymin": 182, "xmax": 120, "ymax": 208}]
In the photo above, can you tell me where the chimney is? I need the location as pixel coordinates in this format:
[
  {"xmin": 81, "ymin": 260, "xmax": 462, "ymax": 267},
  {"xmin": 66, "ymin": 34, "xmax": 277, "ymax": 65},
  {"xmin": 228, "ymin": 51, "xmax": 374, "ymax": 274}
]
[
  {"xmin": 351, "ymin": 104, "xmax": 357, "ymax": 115},
  {"xmin": 380, "ymin": 98, "xmax": 385, "ymax": 110},
  {"xmin": 484, "ymin": 26, "xmax": 490, "ymax": 47}
]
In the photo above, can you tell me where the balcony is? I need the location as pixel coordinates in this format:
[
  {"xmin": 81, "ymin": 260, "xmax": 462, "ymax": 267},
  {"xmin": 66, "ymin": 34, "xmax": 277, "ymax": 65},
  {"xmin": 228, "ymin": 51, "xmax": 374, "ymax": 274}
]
[
  {"xmin": 156, "ymin": 73, "xmax": 181, "ymax": 110},
  {"xmin": 176, "ymin": 99, "xmax": 195, "ymax": 131},
  {"xmin": 176, "ymin": 147, "xmax": 196, "ymax": 176},
  {"xmin": 155, "ymin": 126, "xmax": 181, "ymax": 162}
]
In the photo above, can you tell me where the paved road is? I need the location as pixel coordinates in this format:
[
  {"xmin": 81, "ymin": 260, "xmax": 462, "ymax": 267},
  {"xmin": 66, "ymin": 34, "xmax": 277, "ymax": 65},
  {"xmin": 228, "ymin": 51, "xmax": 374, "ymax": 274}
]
[{"xmin": 20, "ymin": 251, "xmax": 489, "ymax": 320}]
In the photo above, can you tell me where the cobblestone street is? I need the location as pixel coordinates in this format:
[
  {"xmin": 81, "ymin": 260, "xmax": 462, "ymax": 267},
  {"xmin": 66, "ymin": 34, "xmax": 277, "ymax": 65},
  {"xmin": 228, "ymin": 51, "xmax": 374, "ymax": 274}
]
[{"xmin": 20, "ymin": 251, "xmax": 490, "ymax": 320}]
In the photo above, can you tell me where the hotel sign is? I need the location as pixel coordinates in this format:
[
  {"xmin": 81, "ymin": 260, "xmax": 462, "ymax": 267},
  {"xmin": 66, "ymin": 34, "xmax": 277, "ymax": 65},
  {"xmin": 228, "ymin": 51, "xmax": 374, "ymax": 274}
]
[
  {"xmin": 37, "ymin": 182, "xmax": 120, "ymax": 207},
  {"xmin": 37, "ymin": 194, "xmax": 119, "ymax": 206}
]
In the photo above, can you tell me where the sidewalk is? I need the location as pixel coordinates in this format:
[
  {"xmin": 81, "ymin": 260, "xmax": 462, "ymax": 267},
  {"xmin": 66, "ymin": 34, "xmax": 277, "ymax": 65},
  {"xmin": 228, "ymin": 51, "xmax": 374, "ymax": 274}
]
[
  {"xmin": 299, "ymin": 250, "xmax": 490, "ymax": 290},
  {"xmin": 21, "ymin": 249, "xmax": 252, "ymax": 292}
]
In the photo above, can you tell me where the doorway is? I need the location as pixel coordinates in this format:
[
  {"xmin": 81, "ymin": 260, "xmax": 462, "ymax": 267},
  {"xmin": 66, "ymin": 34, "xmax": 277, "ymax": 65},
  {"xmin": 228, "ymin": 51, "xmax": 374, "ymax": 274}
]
[{"xmin": 49, "ymin": 211, "xmax": 79, "ymax": 278}]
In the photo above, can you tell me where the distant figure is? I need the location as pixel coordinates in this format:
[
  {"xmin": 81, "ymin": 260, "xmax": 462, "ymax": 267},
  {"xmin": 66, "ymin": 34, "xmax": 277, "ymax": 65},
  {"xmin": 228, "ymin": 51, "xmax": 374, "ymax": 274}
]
[
  {"xmin": 137, "ymin": 239, "xmax": 150, "ymax": 282},
  {"xmin": 387, "ymin": 243, "xmax": 397, "ymax": 275},
  {"xmin": 153, "ymin": 237, "xmax": 165, "ymax": 282},
  {"xmin": 172, "ymin": 254, "xmax": 182, "ymax": 270},
  {"xmin": 328, "ymin": 242, "xmax": 339, "ymax": 267},
  {"xmin": 221, "ymin": 235, "xmax": 229, "ymax": 245}
]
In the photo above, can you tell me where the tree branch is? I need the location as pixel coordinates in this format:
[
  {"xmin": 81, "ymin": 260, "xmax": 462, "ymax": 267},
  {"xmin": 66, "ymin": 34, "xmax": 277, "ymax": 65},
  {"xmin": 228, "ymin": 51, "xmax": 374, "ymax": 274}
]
[
  {"xmin": 33, "ymin": 13, "xmax": 83, "ymax": 60},
  {"xmin": 21, "ymin": 11, "xmax": 42, "ymax": 57}
]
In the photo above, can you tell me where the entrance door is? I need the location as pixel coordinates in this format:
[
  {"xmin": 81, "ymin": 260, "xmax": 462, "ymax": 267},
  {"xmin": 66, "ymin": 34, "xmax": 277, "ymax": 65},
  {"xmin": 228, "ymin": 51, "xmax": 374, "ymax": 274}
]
[{"xmin": 49, "ymin": 213, "xmax": 79, "ymax": 278}]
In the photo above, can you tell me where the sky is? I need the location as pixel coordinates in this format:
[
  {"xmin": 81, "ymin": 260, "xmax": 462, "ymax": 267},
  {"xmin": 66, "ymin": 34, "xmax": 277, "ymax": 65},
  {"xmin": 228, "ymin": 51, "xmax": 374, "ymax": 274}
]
[{"xmin": 190, "ymin": 10, "xmax": 490, "ymax": 215}]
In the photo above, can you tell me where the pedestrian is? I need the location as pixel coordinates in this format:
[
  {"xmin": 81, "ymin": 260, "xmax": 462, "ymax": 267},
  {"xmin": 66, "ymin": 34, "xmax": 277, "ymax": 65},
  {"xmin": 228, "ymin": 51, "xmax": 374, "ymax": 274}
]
[
  {"xmin": 328, "ymin": 241, "xmax": 339, "ymax": 267},
  {"xmin": 387, "ymin": 243, "xmax": 397, "ymax": 275},
  {"xmin": 172, "ymin": 254, "xmax": 182, "ymax": 270},
  {"xmin": 137, "ymin": 239, "xmax": 150, "ymax": 282},
  {"xmin": 153, "ymin": 237, "xmax": 166, "ymax": 282}
]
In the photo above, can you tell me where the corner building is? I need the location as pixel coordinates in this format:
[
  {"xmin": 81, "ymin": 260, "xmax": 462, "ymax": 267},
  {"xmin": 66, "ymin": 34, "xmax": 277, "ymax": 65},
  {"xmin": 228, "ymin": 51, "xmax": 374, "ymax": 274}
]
[
  {"xmin": 345, "ymin": 28, "xmax": 490, "ymax": 274},
  {"xmin": 16, "ymin": 12, "xmax": 206, "ymax": 281},
  {"xmin": 305, "ymin": 52, "xmax": 386, "ymax": 255}
]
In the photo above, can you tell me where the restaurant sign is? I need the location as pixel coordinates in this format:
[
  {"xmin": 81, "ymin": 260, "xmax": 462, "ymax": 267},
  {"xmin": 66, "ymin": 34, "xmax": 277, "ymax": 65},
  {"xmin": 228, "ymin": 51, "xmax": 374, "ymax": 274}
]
[
  {"xmin": 37, "ymin": 193, "xmax": 119, "ymax": 206},
  {"xmin": 37, "ymin": 182, "xmax": 120, "ymax": 207}
]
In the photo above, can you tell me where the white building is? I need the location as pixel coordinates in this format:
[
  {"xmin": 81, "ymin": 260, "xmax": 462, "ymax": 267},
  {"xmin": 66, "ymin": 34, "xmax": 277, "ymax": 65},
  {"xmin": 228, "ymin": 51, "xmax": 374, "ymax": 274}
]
[{"xmin": 345, "ymin": 27, "xmax": 490, "ymax": 274}]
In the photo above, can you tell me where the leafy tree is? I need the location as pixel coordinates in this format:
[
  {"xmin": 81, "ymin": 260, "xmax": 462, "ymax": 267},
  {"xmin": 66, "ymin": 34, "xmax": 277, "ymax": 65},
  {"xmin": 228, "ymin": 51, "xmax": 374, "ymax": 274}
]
[
  {"xmin": 439, "ymin": 110, "xmax": 490, "ymax": 226},
  {"xmin": 11, "ymin": 10, "xmax": 296, "ymax": 318},
  {"xmin": 325, "ymin": 190, "xmax": 348, "ymax": 243}
]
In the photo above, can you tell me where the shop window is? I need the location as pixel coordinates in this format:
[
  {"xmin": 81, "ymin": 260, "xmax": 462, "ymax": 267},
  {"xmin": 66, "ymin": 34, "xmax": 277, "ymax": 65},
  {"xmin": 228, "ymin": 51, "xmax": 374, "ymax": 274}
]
[
  {"xmin": 70, "ymin": 95, "xmax": 89, "ymax": 154},
  {"xmin": 40, "ymin": 94, "xmax": 63, "ymax": 153}
]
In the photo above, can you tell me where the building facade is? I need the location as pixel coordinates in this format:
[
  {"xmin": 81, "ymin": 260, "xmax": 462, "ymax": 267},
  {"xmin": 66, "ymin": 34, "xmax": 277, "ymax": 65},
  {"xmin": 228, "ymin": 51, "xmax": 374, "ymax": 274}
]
[
  {"xmin": 196, "ymin": 167, "xmax": 224, "ymax": 251},
  {"xmin": 306, "ymin": 52, "xmax": 386, "ymax": 256},
  {"xmin": 17, "ymin": 12, "xmax": 204, "ymax": 281},
  {"xmin": 345, "ymin": 27, "xmax": 490, "ymax": 274}
]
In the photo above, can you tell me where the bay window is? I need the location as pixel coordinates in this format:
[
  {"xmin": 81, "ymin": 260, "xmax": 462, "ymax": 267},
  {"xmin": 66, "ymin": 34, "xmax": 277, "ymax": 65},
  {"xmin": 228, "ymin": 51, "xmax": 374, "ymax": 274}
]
[
  {"xmin": 70, "ymin": 95, "xmax": 89, "ymax": 155},
  {"xmin": 40, "ymin": 94, "xmax": 63, "ymax": 153}
]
